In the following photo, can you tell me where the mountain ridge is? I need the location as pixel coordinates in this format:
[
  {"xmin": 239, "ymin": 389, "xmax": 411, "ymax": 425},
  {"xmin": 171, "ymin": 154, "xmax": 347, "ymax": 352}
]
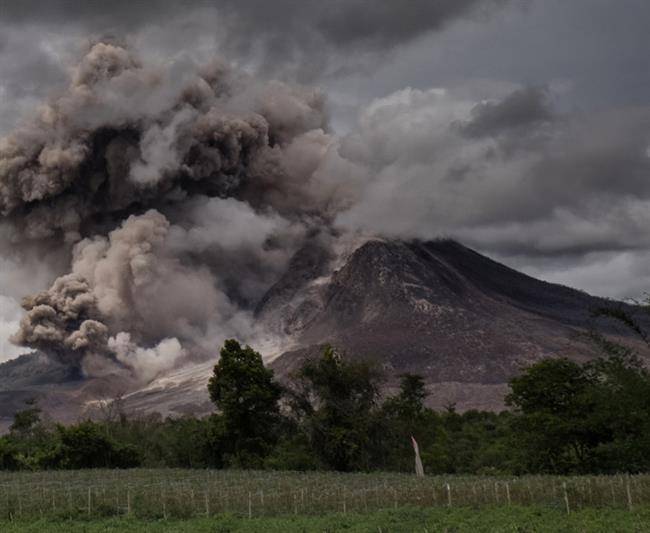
[{"xmin": 263, "ymin": 238, "xmax": 643, "ymax": 405}]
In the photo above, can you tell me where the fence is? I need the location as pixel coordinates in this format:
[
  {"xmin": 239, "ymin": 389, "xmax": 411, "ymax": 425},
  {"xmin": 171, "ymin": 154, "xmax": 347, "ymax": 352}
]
[{"xmin": 0, "ymin": 470, "xmax": 648, "ymax": 520}]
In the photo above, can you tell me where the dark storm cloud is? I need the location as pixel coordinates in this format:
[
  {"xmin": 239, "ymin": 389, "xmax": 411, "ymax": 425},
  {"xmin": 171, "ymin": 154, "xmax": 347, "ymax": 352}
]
[
  {"xmin": 215, "ymin": 0, "xmax": 508, "ymax": 79},
  {"xmin": 0, "ymin": 0, "xmax": 187, "ymax": 28},
  {"xmin": 217, "ymin": 0, "xmax": 496, "ymax": 48},
  {"xmin": 327, "ymin": 0, "xmax": 650, "ymax": 122},
  {"xmin": 0, "ymin": 0, "xmax": 506, "ymax": 81},
  {"xmin": 459, "ymin": 87, "xmax": 554, "ymax": 139},
  {"xmin": 0, "ymin": 0, "xmax": 496, "ymax": 45}
]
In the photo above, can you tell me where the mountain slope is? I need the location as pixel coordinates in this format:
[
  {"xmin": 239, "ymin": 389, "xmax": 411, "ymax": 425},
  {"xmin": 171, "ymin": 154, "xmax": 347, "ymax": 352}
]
[{"xmin": 261, "ymin": 239, "xmax": 643, "ymax": 409}]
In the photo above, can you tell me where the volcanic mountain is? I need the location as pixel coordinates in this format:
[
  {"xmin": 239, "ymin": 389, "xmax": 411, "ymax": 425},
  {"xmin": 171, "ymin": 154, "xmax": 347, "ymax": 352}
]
[
  {"xmin": 260, "ymin": 238, "xmax": 642, "ymax": 410},
  {"xmin": 0, "ymin": 238, "xmax": 642, "ymax": 427}
]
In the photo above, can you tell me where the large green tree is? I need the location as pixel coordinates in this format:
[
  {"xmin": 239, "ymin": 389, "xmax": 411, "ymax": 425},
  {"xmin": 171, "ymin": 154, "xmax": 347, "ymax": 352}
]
[
  {"xmin": 506, "ymin": 358, "xmax": 601, "ymax": 473},
  {"xmin": 506, "ymin": 350, "xmax": 650, "ymax": 474},
  {"xmin": 290, "ymin": 346, "xmax": 382, "ymax": 471},
  {"xmin": 585, "ymin": 354, "xmax": 650, "ymax": 472},
  {"xmin": 208, "ymin": 339, "xmax": 283, "ymax": 465},
  {"xmin": 375, "ymin": 374, "xmax": 436, "ymax": 472}
]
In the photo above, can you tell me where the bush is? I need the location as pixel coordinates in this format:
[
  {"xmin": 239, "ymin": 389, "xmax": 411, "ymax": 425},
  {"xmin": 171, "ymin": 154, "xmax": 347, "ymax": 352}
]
[
  {"xmin": 53, "ymin": 421, "xmax": 142, "ymax": 469},
  {"xmin": 0, "ymin": 437, "xmax": 18, "ymax": 470}
]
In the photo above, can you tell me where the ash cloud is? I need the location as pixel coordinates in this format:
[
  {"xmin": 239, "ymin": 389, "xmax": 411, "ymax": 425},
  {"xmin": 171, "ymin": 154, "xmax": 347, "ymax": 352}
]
[
  {"xmin": 0, "ymin": 41, "xmax": 329, "ymax": 231},
  {"xmin": 0, "ymin": 41, "xmax": 345, "ymax": 379},
  {"xmin": 335, "ymin": 86, "xmax": 650, "ymax": 278}
]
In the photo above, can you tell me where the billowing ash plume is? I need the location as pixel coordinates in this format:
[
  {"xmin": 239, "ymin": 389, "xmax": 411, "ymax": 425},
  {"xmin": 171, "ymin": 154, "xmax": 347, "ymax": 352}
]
[{"xmin": 0, "ymin": 41, "xmax": 350, "ymax": 379}]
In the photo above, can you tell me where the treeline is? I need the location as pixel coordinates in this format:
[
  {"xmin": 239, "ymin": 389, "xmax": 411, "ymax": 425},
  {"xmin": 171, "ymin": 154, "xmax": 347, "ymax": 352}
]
[{"xmin": 2, "ymin": 336, "xmax": 650, "ymax": 475}]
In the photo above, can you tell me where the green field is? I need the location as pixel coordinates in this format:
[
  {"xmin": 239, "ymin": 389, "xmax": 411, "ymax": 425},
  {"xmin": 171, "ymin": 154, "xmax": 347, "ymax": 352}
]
[
  {"xmin": 2, "ymin": 506, "xmax": 650, "ymax": 532},
  {"xmin": 1, "ymin": 470, "xmax": 650, "ymax": 531}
]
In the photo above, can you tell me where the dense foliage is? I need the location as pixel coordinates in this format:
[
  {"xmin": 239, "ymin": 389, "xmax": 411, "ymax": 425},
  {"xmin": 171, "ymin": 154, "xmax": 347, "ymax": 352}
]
[
  {"xmin": 2, "ymin": 331, "xmax": 650, "ymax": 474},
  {"xmin": 207, "ymin": 339, "xmax": 283, "ymax": 466}
]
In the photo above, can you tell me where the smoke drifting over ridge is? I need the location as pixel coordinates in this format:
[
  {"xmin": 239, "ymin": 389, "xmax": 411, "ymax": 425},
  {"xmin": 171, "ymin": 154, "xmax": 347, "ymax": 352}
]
[{"xmin": 0, "ymin": 41, "xmax": 352, "ymax": 378}]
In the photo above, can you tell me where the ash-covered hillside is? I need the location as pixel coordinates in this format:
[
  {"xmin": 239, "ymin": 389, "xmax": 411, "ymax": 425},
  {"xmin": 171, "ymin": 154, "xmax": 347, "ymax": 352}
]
[{"xmin": 262, "ymin": 238, "xmax": 643, "ymax": 410}]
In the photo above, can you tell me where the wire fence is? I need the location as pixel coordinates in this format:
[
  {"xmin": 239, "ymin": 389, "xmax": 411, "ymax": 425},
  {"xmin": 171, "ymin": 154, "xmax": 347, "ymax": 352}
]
[{"xmin": 0, "ymin": 470, "xmax": 648, "ymax": 520}]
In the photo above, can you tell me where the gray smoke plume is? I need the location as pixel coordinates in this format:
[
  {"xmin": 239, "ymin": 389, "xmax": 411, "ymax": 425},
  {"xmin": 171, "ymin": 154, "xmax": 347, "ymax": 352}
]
[
  {"xmin": 0, "ymin": 42, "xmax": 332, "ymax": 235},
  {"xmin": 0, "ymin": 41, "xmax": 346, "ymax": 379}
]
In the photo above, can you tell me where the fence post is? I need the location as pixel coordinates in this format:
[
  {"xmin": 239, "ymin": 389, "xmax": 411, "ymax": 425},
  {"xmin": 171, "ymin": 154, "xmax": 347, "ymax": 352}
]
[
  {"xmin": 505, "ymin": 482, "xmax": 511, "ymax": 505},
  {"xmin": 446, "ymin": 483, "xmax": 452, "ymax": 507},
  {"xmin": 562, "ymin": 482, "xmax": 570, "ymax": 515},
  {"xmin": 626, "ymin": 476, "xmax": 633, "ymax": 512}
]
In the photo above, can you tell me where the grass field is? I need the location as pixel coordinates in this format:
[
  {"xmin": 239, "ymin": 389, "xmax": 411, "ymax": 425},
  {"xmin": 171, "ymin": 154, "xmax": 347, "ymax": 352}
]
[
  {"xmin": 2, "ymin": 506, "xmax": 650, "ymax": 532},
  {"xmin": 1, "ymin": 470, "xmax": 650, "ymax": 530}
]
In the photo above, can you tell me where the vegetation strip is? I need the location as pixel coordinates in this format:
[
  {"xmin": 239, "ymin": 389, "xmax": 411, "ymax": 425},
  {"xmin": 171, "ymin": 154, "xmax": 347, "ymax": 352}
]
[{"xmin": 3, "ymin": 505, "xmax": 650, "ymax": 532}]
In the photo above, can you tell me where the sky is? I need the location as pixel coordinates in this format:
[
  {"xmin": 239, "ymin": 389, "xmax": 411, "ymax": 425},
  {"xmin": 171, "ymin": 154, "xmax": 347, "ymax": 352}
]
[{"xmin": 1, "ymin": 0, "xmax": 650, "ymax": 362}]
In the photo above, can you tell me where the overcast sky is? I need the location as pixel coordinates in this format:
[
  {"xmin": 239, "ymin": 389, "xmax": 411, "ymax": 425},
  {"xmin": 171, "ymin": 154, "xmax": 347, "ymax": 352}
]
[{"xmin": 1, "ymin": 0, "xmax": 650, "ymax": 314}]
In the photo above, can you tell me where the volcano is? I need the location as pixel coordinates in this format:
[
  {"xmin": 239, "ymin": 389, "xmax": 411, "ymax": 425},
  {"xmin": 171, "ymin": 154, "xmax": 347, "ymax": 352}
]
[
  {"xmin": 260, "ymin": 238, "xmax": 643, "ymax": 410},
  {"xmin": 0, "ymin": 238, "xmax": 643, "ymax": 427}
]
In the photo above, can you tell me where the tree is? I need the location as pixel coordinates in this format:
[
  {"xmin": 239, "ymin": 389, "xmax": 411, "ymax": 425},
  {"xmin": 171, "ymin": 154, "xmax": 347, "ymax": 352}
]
[
  {"xmin": 54, "ymin": 421, "xmax": 140, "ymax": 469},
  {"xmin": 374, "ymin": 373, "xmax": 434, "ymax": 471},
  {"xmin": 0, "ymin": 437, "xmax": 18, "ymax": 470},
  {"xmin": 506, "ymin": 358, "xmax": 601, "ymax": 473},
  {"xmin": 290, "ymin": 346, "xmax": 382, "ymax": 471},
  {"xmin": 386, "ymin": 373, "xmax": 428, "ymax": 417},
  {"xmin": 207, "ymin": 339, "xmax": 283, "ymax": 465},
  {"xmin": 9, "ymin": 400, "xmax": 42, "ymax": 436},
  {"xmin": 439, "ymin": 409, "xmax": 516, "ymax": 475},
  {"xmin": 6, "ymin": 400, "xmax": 59, "ymax": 469},
  {"xmin": 504, "ymin": 352, "xmax": 650, "ymax": 474},
  {"xmin": 584, "ymin": 354, "xmax": 650, "ymax": 472},
  {"xmin": 506, "ymin": 298, "xmax": 650, "ymax": 474}
]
